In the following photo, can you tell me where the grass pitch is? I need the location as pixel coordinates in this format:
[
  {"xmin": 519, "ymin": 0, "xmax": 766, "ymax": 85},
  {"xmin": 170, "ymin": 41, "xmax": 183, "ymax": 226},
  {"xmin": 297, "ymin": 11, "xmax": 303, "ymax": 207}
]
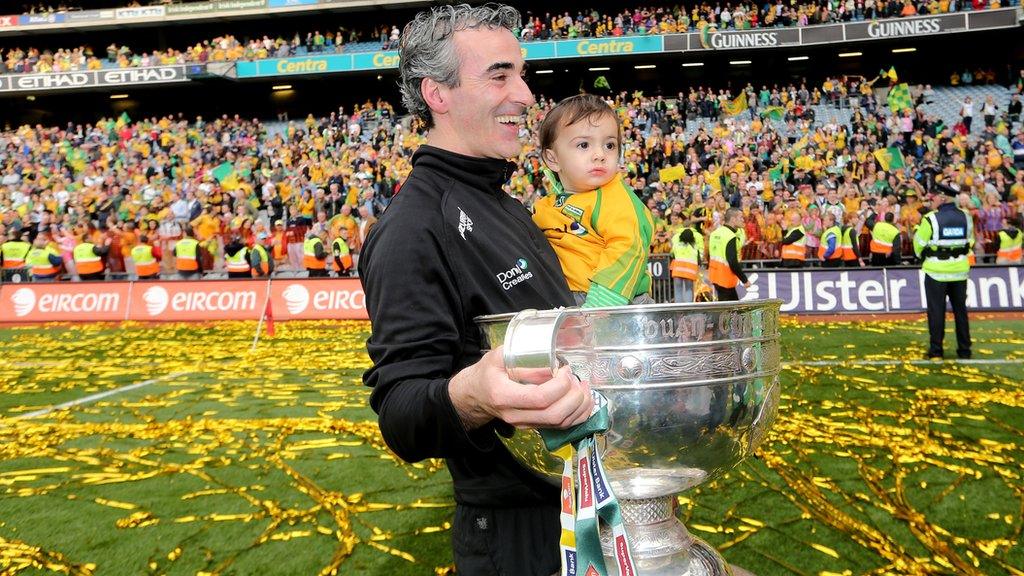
[{"xmin": 0, "ymin": 317, "xmax": 1021, "ymax": 575}]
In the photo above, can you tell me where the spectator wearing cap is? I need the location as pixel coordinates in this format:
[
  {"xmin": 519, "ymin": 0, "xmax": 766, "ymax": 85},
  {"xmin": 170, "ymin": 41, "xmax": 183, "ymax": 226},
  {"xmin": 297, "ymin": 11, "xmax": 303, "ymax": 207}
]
[
  {"xmin": 250, "ymin": 232, "xmax": 274, "ymax": 277},
  {"xmin": 270, "ymin": 220, "xmax": 288, "ymax": 269}
]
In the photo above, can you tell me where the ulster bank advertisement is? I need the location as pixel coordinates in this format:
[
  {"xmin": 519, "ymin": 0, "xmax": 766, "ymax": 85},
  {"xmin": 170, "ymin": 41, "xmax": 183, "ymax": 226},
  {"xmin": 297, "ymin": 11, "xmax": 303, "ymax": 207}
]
[{"xmin": 737, "ymin": 266, "xmax": 1024, "ymax": 314}]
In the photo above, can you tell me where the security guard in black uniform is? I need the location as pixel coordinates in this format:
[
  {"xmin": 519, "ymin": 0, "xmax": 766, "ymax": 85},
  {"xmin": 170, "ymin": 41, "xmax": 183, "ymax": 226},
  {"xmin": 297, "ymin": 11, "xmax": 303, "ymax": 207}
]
[{"xmin": 913, "ymin": 183, "xmax": 973, "ymax": 360}]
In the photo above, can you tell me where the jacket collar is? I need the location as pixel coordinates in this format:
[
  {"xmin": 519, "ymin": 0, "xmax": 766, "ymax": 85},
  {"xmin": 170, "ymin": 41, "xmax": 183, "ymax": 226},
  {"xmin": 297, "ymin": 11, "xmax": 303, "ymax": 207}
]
[{"xmin": 411, "ymin": 145, "xmax": 516, "ymax": 196}]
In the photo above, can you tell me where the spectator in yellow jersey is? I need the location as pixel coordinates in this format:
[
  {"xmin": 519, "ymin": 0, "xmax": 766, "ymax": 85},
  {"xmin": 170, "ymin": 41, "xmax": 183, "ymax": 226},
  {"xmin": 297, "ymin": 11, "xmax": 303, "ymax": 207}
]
[{"xmin": 533, "ymin": 94, "xmax": 654, "ymax": 307}]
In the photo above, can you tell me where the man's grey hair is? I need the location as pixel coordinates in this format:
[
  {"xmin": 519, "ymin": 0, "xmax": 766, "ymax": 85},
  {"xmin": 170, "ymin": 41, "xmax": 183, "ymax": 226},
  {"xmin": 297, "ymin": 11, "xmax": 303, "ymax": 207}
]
[{"xmin": 399, "ymin": 3, "xmax": 521, "ymax": 128}]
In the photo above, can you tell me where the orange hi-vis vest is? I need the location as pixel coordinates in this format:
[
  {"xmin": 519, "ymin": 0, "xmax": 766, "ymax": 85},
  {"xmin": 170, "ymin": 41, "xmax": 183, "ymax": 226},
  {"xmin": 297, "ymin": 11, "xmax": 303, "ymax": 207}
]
[
  {"xmin": 708, "ymin": 226, "xmax": 740, "ymax": 289},
  {"xmin": 175, "ymin": 238, "xmax": 199, "ymax": 271},
  {"xmin": 272, "ymin": 231, "xmax": 287, "ymax": 260},
  {"xmin": 841, "ymin": 227, "xmax": 858, "ymax": 262},
  {"xmin": 997, "ymin": 229, "xmax": 1022, "ymax": 262},
  {"xmin": 870, "ymin": 221, "xmax": 899, "ymax": 256},
  {"xmin": 780, "ymin": 226, "xmax": 806, "ymax": 260},
  {"xmin": 1, "ymin": 240, "xmax": 31, "ymax": 269},
  {"xmin": 132, "ymin": 244, "xmax": 160, "ymax": 277},
  {"xmin": 332, "ymin": 238, "xmax": 353, "ymax": 272},
  {"xmin": 670, "ymin": 231, "xmax": 699, "ymax": 281},
  {"xmin": 251, "ymin": 243, "xmax": 271, "ymax": 277},
  {"xmin": 818, "ymin": 226, "xmax": 843, "ymax": 261},
  {"xmin": 303, "ymin": 237, "xmax": 326, "ymax": 270},
  {"xmin": 225, "ymin": 246, "xmax": 251, "ymax": 274},
  {"xmin": 73, "ymin": 242, "xmax": 104, "ymax": 275},
  {"xmin": 27, "ymin": 247, "xmax": 59, "ymax": 277}
]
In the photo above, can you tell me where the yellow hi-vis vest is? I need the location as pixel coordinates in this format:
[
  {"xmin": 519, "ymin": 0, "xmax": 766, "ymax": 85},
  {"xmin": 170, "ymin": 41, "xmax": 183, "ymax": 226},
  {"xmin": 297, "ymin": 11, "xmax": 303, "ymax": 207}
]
[
  {"xmin": 1, "ymin": 240, "xmax": 31, "ymax": 268},
  {"xmin": 304, "ymin": 237, "xmax": 326, "ymax": 270},
  {"xmin": 175, "ymin": 238, "xmax": 199, "ymax": 271},
  {"xmin": 870, "ymin": 221, "xmax": 899, "ymax": 256},
  {"xmin": 27, "ymin": 246, "xmax": 59, "ymax": 277},
  {"xmin": 131, "ymin": 244, "xmax": 160, "ymax": 277},
  {"xmin": 997, "ymin": 229, "xmax": 1022, "ymax": 262},
  {"xmin": 670, "ymin": 231, "xmax": 699, "ymax": 280},
  {"xmin": 73, "ymin": 242, "xmax": 103, "ymax": 275},
  {"xmin": 225, "ymin": 246, "xmax": 250, "ymax": 273},
  {"xmin": 708, "ymin": 226, "xmax": 739, "ymax": 288},
  {"xmin": 332, "ymin": 237, "xmax": 352, "ymax": 272},
  {"xmin": 781, "ymin": 226, "xmax": 806, "ymax": 260}
]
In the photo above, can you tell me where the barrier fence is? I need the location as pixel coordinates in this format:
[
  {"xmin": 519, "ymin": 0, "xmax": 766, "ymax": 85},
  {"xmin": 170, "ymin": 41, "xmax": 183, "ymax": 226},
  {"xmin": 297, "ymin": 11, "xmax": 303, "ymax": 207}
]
[
  {"xmin": 1, "ymin": 264, "xmax": 1020, "ymax": 323},
  {"xmin": 0, "ymin": 277, "xmax": 365, "ymax": 323}
]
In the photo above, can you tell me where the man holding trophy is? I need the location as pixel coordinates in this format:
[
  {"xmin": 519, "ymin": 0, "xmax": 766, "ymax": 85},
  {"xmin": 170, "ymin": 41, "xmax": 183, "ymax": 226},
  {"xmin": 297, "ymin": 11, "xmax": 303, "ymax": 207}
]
[
  {"xmin": 360, "ymin": 4, "xmax": 593, "ymax": 574},
  {"xmin": 362, "ymin": 5, "xmax": 781, "ymax": 576}
]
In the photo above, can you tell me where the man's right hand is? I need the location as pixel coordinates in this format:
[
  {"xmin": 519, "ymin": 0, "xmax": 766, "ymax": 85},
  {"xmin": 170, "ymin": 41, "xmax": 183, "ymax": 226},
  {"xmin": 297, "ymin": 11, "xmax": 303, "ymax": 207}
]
[{"xmin": 449, "ymin": 346, "xmax": 595, "ymax": 432}]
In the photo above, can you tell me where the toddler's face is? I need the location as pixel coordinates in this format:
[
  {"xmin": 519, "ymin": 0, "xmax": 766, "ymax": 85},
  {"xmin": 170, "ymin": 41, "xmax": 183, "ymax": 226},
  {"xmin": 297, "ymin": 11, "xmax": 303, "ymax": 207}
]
[{"xmin": 544, "ymin": 113, "xmax": 619, "ymax": 194}]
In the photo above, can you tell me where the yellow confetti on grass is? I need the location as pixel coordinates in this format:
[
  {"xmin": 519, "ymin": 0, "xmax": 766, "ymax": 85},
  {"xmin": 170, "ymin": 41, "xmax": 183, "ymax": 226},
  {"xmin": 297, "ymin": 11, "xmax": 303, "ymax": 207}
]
[
  {"xmin": 93, "ymin": 497, "xmax": 137, "ymax": 510},
  {"xmin": 1, "ymin": 319, "xmax": 1021, "ymax": 575},
  {"xmin": 810, "ymin": 543, "xmax": 840, "ymax": 558}
]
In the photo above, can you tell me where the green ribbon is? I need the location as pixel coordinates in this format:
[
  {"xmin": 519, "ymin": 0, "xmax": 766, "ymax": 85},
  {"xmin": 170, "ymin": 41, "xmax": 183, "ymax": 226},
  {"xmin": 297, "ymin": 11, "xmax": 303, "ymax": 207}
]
[{"xmin": 541, "ymin": 391, "xmax": 637, "ymax": 576}]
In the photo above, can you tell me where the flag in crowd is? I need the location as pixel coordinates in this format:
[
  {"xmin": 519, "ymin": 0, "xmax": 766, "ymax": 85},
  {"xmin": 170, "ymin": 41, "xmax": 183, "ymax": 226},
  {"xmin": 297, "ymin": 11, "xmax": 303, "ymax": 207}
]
[
  {"xmin": 760, "ymin": 106, "xmax": 786, "ymax": 121},
  {"xmin": 723, "ymin": 92, "xmax": 747, "ymax": 116},
  {"xmin": 873, "ymin": 146, "xmax": 906, "ymax": 172},
  {"xmin": 887, "ymin": 83, "xmax": 913, "ymax": 113}
]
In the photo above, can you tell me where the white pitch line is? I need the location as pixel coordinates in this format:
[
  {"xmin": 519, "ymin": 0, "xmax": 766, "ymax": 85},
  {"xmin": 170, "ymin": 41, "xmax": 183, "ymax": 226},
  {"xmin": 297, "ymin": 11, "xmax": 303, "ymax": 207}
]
[
  {"xmin": 785, "ymin": 359, "xmax": 1023, "ymax": 367},
  {"xmin": 14, "ymin": 371, "xmax": 191, "ymax": 420}
]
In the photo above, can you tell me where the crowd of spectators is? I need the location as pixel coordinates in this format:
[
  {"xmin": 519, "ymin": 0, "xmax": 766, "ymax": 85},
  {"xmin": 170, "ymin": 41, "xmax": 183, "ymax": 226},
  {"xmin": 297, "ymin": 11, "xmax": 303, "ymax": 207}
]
[
  {"xmin": 1, "ymin": 0, "xmax": 1013, "ymax": 75},
  {"xmin": 1, "ymin": 73, "xmax": 1022, "ymax": 280}
]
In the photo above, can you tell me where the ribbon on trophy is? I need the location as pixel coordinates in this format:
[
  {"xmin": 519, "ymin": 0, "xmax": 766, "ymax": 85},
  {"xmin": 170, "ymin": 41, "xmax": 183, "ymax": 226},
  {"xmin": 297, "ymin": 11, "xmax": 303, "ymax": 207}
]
[{"xmin": 542, "ymin": 390, "xmax": 637, "ymax": 576}]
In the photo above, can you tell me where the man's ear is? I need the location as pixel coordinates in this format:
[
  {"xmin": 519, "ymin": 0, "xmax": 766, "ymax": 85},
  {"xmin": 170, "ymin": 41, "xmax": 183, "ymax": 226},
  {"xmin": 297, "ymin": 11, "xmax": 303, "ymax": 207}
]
[
  {"xmin": 421, "ymin": 78, "xmax": 449, "ymax": 117},
  {"xmin": 542, "ymin": 148, "xmax": 560, "ymax": 173}
]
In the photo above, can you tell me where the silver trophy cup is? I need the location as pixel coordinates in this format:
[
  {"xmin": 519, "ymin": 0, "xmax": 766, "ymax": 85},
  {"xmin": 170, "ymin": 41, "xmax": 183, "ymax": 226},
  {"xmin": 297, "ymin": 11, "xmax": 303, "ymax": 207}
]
[{"xmin": 476, "ymin": 301, "xmax": 782, "ymax": 576}]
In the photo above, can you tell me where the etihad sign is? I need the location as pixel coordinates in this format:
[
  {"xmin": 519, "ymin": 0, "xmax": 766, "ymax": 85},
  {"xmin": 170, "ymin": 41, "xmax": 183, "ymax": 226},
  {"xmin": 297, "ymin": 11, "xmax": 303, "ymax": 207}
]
[{"xmin": 0, "ymin": 66, "xmax": 190, "ymax": 93}]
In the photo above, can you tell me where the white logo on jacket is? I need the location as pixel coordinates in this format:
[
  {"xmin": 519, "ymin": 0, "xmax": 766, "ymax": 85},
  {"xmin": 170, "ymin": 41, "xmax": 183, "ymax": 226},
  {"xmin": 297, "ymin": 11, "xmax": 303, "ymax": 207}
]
[{"xmin": 457, "ymin": 207, "xmax": 473, "ymax": 240}]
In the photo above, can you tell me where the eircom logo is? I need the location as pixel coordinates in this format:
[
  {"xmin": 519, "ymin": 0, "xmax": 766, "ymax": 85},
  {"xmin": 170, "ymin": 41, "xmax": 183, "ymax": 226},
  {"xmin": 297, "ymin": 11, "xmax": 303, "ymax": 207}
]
[
  {"xmin": 11, "ymin": 288, "xmax": 36, "ymax": 317},
  {"xmin": 10, "ymin": 287, "xmax": 120, "ymax": 316},
  {"xmin": 279, "ymin": 283, "xmax": 365, "ymax": 316},
  {"xmin": 141, "ymin": 285, "xmax": 257, "ymax": 316},
  {"xmin": 143, "ymin": 286, "xmax": 169, "ymax": 315},
  {"xmin": 282, "ymin": 284, "xmax": 310, "ymax": 314}
]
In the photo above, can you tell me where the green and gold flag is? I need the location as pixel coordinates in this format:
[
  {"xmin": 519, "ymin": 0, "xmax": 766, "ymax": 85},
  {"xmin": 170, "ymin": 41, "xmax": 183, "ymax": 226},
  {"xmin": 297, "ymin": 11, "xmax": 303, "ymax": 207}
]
[
  {"xmin": 760, "ymin": 106, "xmax": 785, "ymax": 121},
  {"xmin": 887, "ymin": 83, "xmax": 913, "ymax": 113},
  {"xmin": 593, "ymin": 76, "xmax": 611, "ymax": 91},
  {"xmin": 723, "ymin": 92, "xmax": 747, "ymax": 116},
  {"xmin": 873, "ymin": 146, "xmax": 906, "ymax": 172}
]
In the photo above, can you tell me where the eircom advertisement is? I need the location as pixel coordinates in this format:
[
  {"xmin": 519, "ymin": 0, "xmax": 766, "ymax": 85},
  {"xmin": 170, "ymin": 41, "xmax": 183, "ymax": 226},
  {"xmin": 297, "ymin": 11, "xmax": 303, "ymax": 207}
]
[{"xmin": 0, "ymin": 278, "xmax": 366, "ymax": 323}]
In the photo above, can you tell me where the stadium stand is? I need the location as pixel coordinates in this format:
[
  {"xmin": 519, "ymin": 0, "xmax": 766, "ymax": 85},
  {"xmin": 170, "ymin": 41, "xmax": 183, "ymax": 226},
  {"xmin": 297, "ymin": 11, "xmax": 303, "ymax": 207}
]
[
  {"xmin": 1, "ymin": 75, "xmax": 1021, "ymax": 282},
  {"xmin": 0, "ymin": 1, "xmax": 1013, "ymax": 74}
]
